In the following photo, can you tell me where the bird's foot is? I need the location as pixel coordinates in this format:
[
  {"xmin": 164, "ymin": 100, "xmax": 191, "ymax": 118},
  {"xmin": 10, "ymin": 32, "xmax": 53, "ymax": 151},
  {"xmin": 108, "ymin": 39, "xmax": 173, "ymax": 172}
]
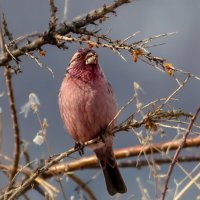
[
  {"xmin": 98, "ymin": 127, "xmax": 109, "ymax": 143},
  {"xmin": 74, "ymin": 142, "xmax": 84, "ymax": 156},
  {"xmin": 99, "ymin": 133, "xmax": 105, "ymax": 143}
]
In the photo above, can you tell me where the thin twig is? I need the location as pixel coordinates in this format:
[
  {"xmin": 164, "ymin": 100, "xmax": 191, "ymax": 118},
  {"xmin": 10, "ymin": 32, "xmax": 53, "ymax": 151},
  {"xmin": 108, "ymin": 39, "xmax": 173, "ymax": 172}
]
[
  {"xmin": 63, "ymin": 0, "xmax": 69, "ymax": 23},
  {"xmin": 160, "ymin": 106, "xmax": 200, "ymax": 200},
  {"xmin": 55, "ymin": 176, "xmax": 67, "ymax": 200},
  {"xmin": 159, "ymin": 76, "xmax": 190, "ymax": 110},
  {"xmin": 8, "ymin": 32, "xmax": 42, "ymax": 46},
  {"xmin": 68, "ymin": 173, "xmax": 97, "ymax": 200},
  {"xmin": 34, "ymin": 110, "xmax": 52, "ymax": 155},
  {"xmin": 174, "ymin": 172, "xmax": 200, "ymax": 200},
  {"xmin": 25, "ymin": 52, "xmax": 54, "ymax": 78},
  {"xmin": 21, "ymin": 142, "xmax": 30, "ymax": 164}
]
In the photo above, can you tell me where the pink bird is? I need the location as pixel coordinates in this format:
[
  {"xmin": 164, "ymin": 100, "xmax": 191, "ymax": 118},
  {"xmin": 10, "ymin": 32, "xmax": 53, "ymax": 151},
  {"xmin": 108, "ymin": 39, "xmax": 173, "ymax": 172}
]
[{"xmin": 59, "ymin": 48, "xmax": 127, "ymax": 195}]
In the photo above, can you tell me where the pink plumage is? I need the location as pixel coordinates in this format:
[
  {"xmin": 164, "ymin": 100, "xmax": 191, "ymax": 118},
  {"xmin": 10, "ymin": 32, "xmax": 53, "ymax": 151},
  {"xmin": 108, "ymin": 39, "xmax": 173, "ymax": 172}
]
[{"xmin": 59, "ymin": 49, "xmax": 127, "ymax": 195}]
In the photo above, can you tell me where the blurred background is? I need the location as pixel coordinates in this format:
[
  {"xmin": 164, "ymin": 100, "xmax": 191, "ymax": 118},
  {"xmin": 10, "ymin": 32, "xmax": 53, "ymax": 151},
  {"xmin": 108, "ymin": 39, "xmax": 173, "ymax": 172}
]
[{"xmin": 0, "ymin": 0, "xmax": 200, "ymax": 199}]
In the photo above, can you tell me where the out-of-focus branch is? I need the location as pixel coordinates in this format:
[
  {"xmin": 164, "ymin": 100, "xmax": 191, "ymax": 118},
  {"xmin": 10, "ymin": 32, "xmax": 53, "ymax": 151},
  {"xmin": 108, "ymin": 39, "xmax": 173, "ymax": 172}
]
[
  {"xmin": 0, "ymin": 15, "xmax": 21, "ymax": 200},
  {"xmin": 174, "ymin": 172, "xmax": 200, "ymax": 200},
  {"xmin": 7, "ymin": 147, "xmax": 78, "ymax": 200},
  {"xmin": 161, "ymin": 106, "xmax": 200, "ymax": 200},
  {"xmin": 0, "ymin": 163, "xmax": 59, "ymax": 199},
  {"xmin": 0, "ymin": 0, "xmax": 131, "ymax": 66},
  {"xmin": 5, "ymin": 133, "xmax": 200, "ymax": 199},
  {"xmin": 4, "ymin": 67, "xmax": 21, "ymax": 181},
  {"xmin": 1, "ymin": 155, "xmax": 200, "ymax": 176},
  {"xmin": 55, "ymin": 176, "xmax": 67, "ymax": 200},
  {"xmin": 1, "ymin": 136, "xmax": 200, "ymax": 199},
  {"xmin": 63, "ymin": 0, "xmax": 69, "ymax": 23},
  {"xmin": 45, "ymin": 136, "xmax": 200, "ymax": 176},
  {"xmin": 67, "ymin": 174, "xmax": 97, "ymax": 200},
  {"xmin": 1, "ymin": 15, "xmax": 21, "ymax": 183},
  {"xmin": 5, "ymin": 108, "xmax": 197, "ymax": 200},
  {"xmin": 117, "ymin": 156, "xmax": 200, "ymax": 168}
]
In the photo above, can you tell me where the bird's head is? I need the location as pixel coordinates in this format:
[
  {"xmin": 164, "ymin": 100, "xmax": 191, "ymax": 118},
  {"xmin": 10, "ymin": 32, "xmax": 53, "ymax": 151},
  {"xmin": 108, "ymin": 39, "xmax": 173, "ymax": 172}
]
[
  {"xmin": 68, "ymin": 49, "xmax": 98, "ymax": 68},
  {"xmin": 66, "ymin": 49, "xmax": 104, "ymax": 81}
]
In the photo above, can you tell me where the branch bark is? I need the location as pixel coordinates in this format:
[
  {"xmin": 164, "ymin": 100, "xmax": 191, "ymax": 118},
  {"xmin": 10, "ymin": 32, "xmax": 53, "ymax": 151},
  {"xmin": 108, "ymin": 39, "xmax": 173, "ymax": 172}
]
[
  {"xmin": 0, "ymin": 0, "xmax": 131, "ymax": 66},
  {"xmin": 4, "ymin": 67, "xmax": 20, "ymax": 181}
]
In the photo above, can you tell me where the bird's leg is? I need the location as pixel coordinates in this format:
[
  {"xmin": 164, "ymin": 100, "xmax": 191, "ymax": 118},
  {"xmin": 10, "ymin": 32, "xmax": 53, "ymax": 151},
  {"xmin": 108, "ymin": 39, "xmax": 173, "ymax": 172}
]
[
  {"xmin": 99, "ymin": 134, "xmax": 105, "ymax": 143},
  {"xmin": 74, "ymin": 141, "xmax": 84, "ymax": 156},
  {"xmin": 99, "ymin": 128, "xmax": 107, "ymax": 143}
]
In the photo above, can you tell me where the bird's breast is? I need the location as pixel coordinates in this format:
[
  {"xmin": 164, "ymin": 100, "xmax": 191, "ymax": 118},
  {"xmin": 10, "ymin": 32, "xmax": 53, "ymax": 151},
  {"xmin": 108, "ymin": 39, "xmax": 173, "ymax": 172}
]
[{"xmin": 59, "ymin": 75, "xmax": 117, "ymax": 143}]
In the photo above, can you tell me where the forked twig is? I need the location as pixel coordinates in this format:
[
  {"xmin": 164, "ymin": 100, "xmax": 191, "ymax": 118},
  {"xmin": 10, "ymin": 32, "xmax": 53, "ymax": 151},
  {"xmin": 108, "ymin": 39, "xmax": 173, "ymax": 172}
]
[{"xmin": 160, "ymin": 106, "xmax": 200, "ymax": 200}]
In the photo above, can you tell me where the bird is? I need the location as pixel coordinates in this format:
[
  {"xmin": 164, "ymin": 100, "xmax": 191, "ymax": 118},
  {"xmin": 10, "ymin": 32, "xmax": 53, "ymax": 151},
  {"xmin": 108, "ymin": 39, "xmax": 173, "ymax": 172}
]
[{"xmin": 58, "ymin": 48, "xmax": 127, "ymax": 195}]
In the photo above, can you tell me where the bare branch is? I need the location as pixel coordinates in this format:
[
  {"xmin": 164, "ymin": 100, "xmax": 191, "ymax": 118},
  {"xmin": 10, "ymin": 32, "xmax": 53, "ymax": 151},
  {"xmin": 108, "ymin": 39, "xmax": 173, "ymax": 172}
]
[
  {"xmin": 2, "ymin": 133, "xmax": 200, "ymax": 199},
  {"xmin": 0, "ymin": 0, "xmax": 131, "ymax": 66},
  {"xmin": 48, "ymin": 0, "xmax": 58, "ymax": 30},
  {"xmin": 0, "ymin": 15, "xmax": 21, "ymax": 199},
  {"xmin": 161, "ymin": 106, "xmax": 200, "ymax": 200},
  {"xmin": 46, "ymin": 136, "xmax": 200, "ymax": 176},
  {"xmin": 25, "ymin": 52, "xmax": 54, "ymax": 78},
  {"xmin": 4, "ymin": 67, "xmax": 21, "ymax": 181}
]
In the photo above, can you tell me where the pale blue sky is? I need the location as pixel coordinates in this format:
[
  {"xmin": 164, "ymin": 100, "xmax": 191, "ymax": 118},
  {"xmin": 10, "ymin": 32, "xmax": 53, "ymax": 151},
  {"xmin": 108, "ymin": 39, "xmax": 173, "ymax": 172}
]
[{"xmin": 0, "ymin": 0, "xmax": 200, "ymax": 199}]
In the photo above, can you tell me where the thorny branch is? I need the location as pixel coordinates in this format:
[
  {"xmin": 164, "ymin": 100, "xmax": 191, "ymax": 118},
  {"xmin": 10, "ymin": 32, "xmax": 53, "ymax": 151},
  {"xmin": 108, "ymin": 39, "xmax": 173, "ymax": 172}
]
[
  {"xmin": 48, "ymin": 0, "xmax": 58, "ymax": 30},
  {"xmin": 55, "ymin": 32, "xmax": 200, "ymax": 81},
  {"xmin": 0, "ymin": 0, "xmax": 131, "ymax": 66}
]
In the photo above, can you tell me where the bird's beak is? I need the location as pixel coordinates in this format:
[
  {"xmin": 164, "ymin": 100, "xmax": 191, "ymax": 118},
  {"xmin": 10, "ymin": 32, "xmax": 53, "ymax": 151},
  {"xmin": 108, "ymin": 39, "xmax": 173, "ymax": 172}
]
[{"xmin": 85, "ymin": 52, "xmax": 97, "ymax": 65}]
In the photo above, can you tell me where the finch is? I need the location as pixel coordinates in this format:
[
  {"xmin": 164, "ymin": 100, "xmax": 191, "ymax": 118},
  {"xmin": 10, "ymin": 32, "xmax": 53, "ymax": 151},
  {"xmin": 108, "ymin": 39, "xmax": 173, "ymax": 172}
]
[{"xmin": 59, "ymin": 48, "xmax": 127, "ymax": 195}]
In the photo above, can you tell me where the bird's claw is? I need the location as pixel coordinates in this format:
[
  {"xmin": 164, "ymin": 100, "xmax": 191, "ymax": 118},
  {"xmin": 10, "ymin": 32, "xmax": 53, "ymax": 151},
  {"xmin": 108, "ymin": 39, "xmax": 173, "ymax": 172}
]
[
  {"xmin": 74, "ymin": 142, "xmax": 84, "ymax": 156},
  {"xmin": 99, "ymin": 134, "xmax": 105, "ymax": 143}
]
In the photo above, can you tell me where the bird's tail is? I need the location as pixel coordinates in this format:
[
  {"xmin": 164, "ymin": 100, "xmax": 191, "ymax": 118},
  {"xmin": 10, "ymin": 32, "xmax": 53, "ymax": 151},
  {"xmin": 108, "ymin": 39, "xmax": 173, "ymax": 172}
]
[{"xmin": 94, "ymin": 146, "xmax": 127, "ymax": 196}]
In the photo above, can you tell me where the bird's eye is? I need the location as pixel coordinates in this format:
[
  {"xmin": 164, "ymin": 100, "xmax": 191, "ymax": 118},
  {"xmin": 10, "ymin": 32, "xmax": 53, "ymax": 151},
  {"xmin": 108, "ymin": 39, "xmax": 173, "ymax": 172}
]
[{"xmin": 76, "ymin": 54, "xmax": 81, "ymax": 59}]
